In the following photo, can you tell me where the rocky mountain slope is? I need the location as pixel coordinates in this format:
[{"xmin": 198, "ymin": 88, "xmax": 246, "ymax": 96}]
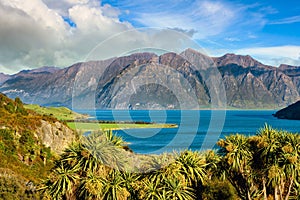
[
  {"xmin": 0, "ymin": 72, "xmax": 10, "ymax": 85},
  {"xmin": 1, "ymin": 49, "xmax": 300, "ymax": 109},
  {"xmin": 213, "ymin": 54, "xmax": 299, "ymax": 108}
]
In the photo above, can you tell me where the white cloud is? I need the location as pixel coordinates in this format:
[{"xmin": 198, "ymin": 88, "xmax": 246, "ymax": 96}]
[
  {"xmin": 134, "ymin": 1, "xmax": 236, "ymax": 39},
  {"xmin": 0, "ymin": 0, "xmax": 206, "ymax": 74},
  {"xmin": 235, "ymin": 46, "xmax": 300, "ymax": 66},
  {"xmin": 41, "ymin": 0, "xmax": 90, "ymax": 16},
  {"xmin": 0, "ymin": 0, "xmax": 68, "ymax": 71},
  {"xmin": 225, "ymin": 37, "xmax": 240, "ymax": 42},
  {"xmin": 269, "ymin": 15, "xmax": 300, "ymax": 25},
  {"xmin": 0, "ymin": 0, "xmax": 137, "ymax": 74},
  {"xmin": 101, "ymin": 3, "xmax": 121, "ymax": 18}
]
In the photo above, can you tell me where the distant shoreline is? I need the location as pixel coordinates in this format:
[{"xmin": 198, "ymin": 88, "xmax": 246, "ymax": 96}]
[{"xmin": 74, "ymin": 108, "xmax": 279, "ymax": 112}]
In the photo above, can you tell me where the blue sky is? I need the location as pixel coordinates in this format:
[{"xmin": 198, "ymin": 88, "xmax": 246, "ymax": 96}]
[
  {"xmin": 100, "ymin": 0, "xmax": 300, "ymax": 66},
  {"xmin": 102, "ymin": 0, "xmax": 300, "ymax": 47},
  {"xmin": 0, "ymin": 0, "xmax": 300, "ymax": 74}
]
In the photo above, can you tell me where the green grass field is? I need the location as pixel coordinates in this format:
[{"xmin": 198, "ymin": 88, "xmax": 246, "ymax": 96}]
[
  {"xmin": 67, "ymin": 122, "xmax": 177, "ymax": 132},
  {"xmin": 24, "ymin": 104, "xmax": 177, "ymax": 131},
  {"xmin": 24, "ymin": 104, "xmax": 88, "ymax": 120}
]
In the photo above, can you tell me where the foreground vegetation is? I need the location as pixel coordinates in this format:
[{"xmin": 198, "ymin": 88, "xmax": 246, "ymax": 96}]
[
  {"xmin": 1, "ymin": 94, "xmax": 299, "ymax": 199},
  {"xmin": 40, "ymin": 125, "xmax": 300, "ymax": 200},
  {"xmin": 0, "ymin": 94, "xmax": 59, "ymax": 199}
]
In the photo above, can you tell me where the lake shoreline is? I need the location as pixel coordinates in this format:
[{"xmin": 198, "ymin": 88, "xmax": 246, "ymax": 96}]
[{"xmin": 76, "ymin": 110, "xmax": 300, "ymax": 154}]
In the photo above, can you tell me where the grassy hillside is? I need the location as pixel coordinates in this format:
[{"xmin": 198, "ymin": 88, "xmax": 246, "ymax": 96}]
[
  {"xmin": 0, "ymin": 94, "xmax": 64, "ymax": 199},
  {"xmin": 0, "ymin": 95, "xmax": 60, "ymax": 132},
  {"xmin": 24, "ymin": 104, "xmax": 88, "ymax": 121}
]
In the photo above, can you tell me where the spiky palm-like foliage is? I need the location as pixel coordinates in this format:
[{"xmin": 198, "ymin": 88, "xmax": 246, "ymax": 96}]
[
  {"xmin": 174, "ymin": 150, "xmax": 208, "ymax": 187},
  {"xmin": 104, "ymin": 130, "xmax": 125, "ymax": 148},
  {"xmin": 218, "ymin": 125, "xmax": 300, "ymax": 200},
  {"xmin": 60, "ymin": 132, "xmax": 128, "ymax": 173},
  {"xmin": 253, "ymin": 125, "xmax": 300, "ymax": 200},
  {"xmin": 81, "ymin": 132, "xmax": 128, "ymax": 171},
  {"xmin": 44, "ymin": 162, "xmax": 80, "ymax": 199},
  {"xmin": 141, "ymin": 178, "xmax": 164, "ymax": 200},
  {"xmin": 76, "ymin": 170, "xmax": 105, "ymax": 199},
  {"xmin": 217, "ymin": 134, "xmax": 254, "ymax": 200},
  {"xmin": 101, "ymin": 169, "xmax": 130, "ymax": 200},
  {"xmin": 43, "ymin": 131, "xmax": 129, "ymax": 199},
  {"xmin": 164, "ymin": 178, "xmax": 196, "ymax": 200},
  {"xmin": 120, "ymin": 172, "xmax": 141, "ymax": 200}
]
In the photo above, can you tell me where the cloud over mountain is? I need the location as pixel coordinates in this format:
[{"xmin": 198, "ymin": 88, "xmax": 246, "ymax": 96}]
[
  {"xmin": 1, "ymin": 0, "xmax": 300, "ymax": 74},
  {"xmin": 0, "ymin": 0, "xmax": 133, "ymax": 73}
]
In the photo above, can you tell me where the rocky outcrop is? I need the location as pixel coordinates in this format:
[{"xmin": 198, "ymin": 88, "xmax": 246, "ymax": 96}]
[
  {"xmin": 35, "ymin": 120, "xmax": 75, "ymax": 154},
  {"xmin": 273, "ymin": 101, "xmax": 300, "ymax": 120}
]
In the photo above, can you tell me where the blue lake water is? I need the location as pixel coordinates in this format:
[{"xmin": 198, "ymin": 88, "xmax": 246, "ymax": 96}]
[{"xmin": 76, "ymin": 110, "xmax": 300, "ymax": 154}]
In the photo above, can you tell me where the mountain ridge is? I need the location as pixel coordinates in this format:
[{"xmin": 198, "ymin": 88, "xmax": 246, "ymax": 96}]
[{"xmin": 1, "ymin": 49, "xmax": 300, "ymax": 109}]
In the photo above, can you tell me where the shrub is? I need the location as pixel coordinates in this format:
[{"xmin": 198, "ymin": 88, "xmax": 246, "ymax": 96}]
[{"xmin": 200, "ymin": 179, "xmax": 238, "ymax": 200}]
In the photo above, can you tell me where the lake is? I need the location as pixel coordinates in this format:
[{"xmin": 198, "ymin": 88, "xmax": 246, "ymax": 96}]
[{"xmin": 76, "ymin": 110, "xmax": 300, "ymax": 154}]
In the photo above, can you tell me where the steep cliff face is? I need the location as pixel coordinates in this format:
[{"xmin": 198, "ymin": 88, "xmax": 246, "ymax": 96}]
[
  {"xmin": 180, "ymin": 48, "xmax": 214, "ymax": 70},
  {"xmin": 217, "ymin": 62, "xmax": 299, "ymax": 108},
  {"xmin": 1, "ymin": 49, "xmax": 300, "ymax": 109},
  {"xmin": 279, "ymin": 64, "xmax": 300, "ymax": 95},
  {"xmin": 0, "ymin": 94, "xmax": 77, "ymax": 197},
  {"xmin": 35, "ymin": 120, "xmax": 75, "ymax": 154}
]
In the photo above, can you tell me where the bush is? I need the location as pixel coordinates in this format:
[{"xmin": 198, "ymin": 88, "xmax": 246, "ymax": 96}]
[
  {"xmin": 0, "ymin": 168, "xmax": 41, "ymax": 200},
  {"xmin": 200, "ymin": 179, "xmax": 238, "ymax": 200},
  {"xmin": 0, "ymin": 130, "xmax": 16, "ymax": 155}
]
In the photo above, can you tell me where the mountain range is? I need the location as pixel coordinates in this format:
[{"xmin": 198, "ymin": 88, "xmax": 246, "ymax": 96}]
[{"xmin": 1, "ymin": 48, "xmax": 300, "ymax": 109}]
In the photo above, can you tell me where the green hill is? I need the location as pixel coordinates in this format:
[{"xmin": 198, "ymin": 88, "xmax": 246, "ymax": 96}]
[{"xmin": 24, "ymin": 104, "xmax": 88, "ymax": 121}]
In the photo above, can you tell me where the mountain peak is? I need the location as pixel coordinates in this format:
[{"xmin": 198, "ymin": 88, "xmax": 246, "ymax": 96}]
[
  {"xmin": 18, "ymin": 66, "xmax": 59, "ymax": 75},
  {"xmin": 0, "ymin": 72, "xmax": 11, "ymax": 85},
  {"xmin": 124, "ymin": 52, "xmax": 157, "ymax": 60},
  {"xmin": 181, "ymin": 48, "xmax": 209, "ymax": 57},
  {"xmin": 182, "ymin": 48, "xmax": 201, "ymax": 54},
  {"xmin": 279, "ymin": 64, "xmax": 300, "ymax": 70},
  {"xmin": 180, "ymin": 48, "xmax": 214, "ymax": 70},
  {"xmin": 213, "ymin": 53, "xmax": 263, "ymax": 68}
]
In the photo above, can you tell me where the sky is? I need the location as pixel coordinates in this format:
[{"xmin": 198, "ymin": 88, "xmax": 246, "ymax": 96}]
[{"xmin": 0, "ymin": 0, "xmax": 300, "ymax": 74}]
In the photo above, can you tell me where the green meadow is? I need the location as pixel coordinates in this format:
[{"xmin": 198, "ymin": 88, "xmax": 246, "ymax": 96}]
[
  {"xmin": 24, "ymin": 104, "xmax": 177, "ymax": 132},
  {"xmin": 24, "ymin": 104, "xmax": 88, "ymax": 121},
  {"xmin": 67, "ymin": 121, "xmax": 177, "ymax": 131}
]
